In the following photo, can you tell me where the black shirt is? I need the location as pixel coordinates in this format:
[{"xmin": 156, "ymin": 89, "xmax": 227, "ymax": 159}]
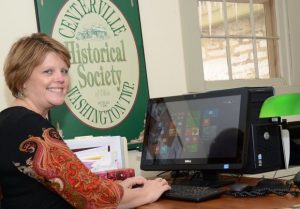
[
  {"xmin": 0, "ymin": 106, "xmax": 123, "ymax": 209},
  {"xmin": 0, "ymin": 106, "xmax": 74, "ymax": 209}
]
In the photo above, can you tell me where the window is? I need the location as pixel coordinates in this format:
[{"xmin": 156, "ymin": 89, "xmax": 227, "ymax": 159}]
[{"xmin": 199, "ymin": 0, "xmax": 279, "ymax": 81}]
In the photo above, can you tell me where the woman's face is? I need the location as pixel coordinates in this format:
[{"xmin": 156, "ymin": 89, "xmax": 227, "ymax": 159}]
[{"xmin": 23, "ymin": 51, "xmax": 69, "ymax": 113}]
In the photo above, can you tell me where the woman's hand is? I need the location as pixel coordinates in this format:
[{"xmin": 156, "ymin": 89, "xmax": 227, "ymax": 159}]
[
  {"xmin": 118, "ymin": 176, "xmax": 148, "ymax": 189},
  {"xmin": 140, "ymin": 177, "xmax": 171, "ymax": 203},
  {"xmin": 117, "ymin": 176, "xmax": 171, "ymax": 209}
]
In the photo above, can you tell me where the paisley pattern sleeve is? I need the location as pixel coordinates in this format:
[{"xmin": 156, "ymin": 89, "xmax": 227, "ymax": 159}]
[{"xmin": 14, "ymin": 127, "xmax": 124, "ymax": 209}]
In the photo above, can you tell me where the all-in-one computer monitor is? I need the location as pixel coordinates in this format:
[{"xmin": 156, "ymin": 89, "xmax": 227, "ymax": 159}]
[{"xmin": 140, "ymin": 88, "xmax": 249, "ymax": 184}]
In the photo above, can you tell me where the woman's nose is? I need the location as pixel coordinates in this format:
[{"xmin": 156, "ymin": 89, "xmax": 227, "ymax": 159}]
[{"xmin": 55, "ymin": 71, "xmax": 67, "ymax": 82}]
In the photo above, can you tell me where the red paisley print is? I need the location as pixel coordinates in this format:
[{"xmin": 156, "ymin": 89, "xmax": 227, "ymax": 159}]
[{"xmin": 17, "ymin": 128, "xmax": 124, "ymax": 209}]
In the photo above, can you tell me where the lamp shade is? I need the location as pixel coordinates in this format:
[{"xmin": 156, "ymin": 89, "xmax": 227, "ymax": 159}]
[{"xmin": 259, "ymin": 93, "xmax": 300, "ymax": 118}]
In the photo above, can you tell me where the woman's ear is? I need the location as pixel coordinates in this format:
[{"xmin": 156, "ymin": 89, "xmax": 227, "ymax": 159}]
[{"xmin": 23, "ymin": 81, "xmax": 27, "ymax": 90}]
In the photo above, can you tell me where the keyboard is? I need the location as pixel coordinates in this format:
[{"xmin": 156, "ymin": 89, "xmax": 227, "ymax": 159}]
[
  {"xmin": 161, "ymin": 184, "xmax": 225, "ymax": 202},
  {"xmin": 177, "ymin": 178, "xmax": 235, "ymax": 188}
]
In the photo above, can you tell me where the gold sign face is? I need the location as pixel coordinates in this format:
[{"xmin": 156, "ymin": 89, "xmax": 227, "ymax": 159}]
[{"xmin": 52, "ymin": 0, "xmax": 139, "ymax": 129}]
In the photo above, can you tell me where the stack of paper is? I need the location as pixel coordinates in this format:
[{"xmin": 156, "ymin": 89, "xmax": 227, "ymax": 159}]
[{"xmin": 64, "ymin": 136, "xmax": 128, "ymax": 173}]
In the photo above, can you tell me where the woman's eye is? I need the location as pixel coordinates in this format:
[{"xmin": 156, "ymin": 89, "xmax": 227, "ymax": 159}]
[
  {"xmin": 44, "ymin": 69, "xmax": 53, "ymax": 74},
  {"xmin": 61, "ymin": 69, "xmax": 69, "ymax": 75}
]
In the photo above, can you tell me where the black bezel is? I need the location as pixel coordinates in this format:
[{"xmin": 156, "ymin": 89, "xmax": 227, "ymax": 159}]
[{"xmin": 140, "ymin": 87, "xmax": 249, "ymax": 171}]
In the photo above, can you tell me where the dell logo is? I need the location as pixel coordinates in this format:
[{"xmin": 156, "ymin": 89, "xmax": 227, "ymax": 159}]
[{"xmin": 185, "ymin": 160, "xmax": 192, "ymax": 163}]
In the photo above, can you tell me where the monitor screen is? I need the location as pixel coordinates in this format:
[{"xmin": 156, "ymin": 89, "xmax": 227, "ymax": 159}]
[{"xmin": 140, "ymin": 88, "xmax": 249, "ymax": 172}]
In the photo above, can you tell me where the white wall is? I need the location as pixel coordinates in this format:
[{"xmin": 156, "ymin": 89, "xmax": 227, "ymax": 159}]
[
  {"xmin": 286, "ymin": 0, "xmax": 300, "ymax": 86},
  {"xmin": 0, "ymin": 0, "xmax": 37, "ymax": 111},
  {"xmin": 138, "ymin": 0, "xmax": 205, "ymax": 98}
]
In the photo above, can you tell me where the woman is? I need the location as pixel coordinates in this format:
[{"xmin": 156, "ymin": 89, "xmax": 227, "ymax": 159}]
[{"xmin": 0, "ymin": 33, "xmax": 170, "ymax": 209}]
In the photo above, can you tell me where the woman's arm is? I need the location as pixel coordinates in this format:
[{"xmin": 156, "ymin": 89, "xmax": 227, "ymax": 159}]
[
  {"xmin": 15, "ymin": 127, "xmax": 123, "ymax": 209},
  {"xmin": 14, "ymin": 114, "xmax": 169, "ymax": 209}
]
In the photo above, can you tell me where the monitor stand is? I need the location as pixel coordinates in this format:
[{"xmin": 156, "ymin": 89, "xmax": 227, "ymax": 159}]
[{"xmin": 173, "ymin": 170, "xmax": 235, "ymax": 188}]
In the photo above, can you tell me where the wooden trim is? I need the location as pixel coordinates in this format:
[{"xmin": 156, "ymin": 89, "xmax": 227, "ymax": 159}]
[{"xmin": 264, "ymin": 0, "xmax": 279, "ymax": 78}]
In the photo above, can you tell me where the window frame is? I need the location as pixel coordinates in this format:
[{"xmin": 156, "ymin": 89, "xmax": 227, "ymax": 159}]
[{"xmin": 198, "ymin": 0, "xmax": 288, "ymax": 91}]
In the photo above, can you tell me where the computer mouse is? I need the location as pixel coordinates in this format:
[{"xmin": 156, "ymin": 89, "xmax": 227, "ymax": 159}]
[
  {"xmin": 229, "ymin": 183, "xmax": 252, "ymax": 192},
  {"xmin": 293, "ymin": 171, "xmax": 300, "ymax": 187}
]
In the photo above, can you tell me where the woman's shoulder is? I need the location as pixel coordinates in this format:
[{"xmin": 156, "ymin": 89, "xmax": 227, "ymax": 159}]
[
  {"xmin": 1, "ymin": 106, "xmax": 40, "ymax": 120},
  {"xmin": 1, "ymin": 106, "xmax": 32, "ymax": 114},
  {"xmin": 0, "ymin": 106, "xmax": 54, "ymax": 139},
  {"xmin": 0, "ymin": 106, "xmax": 48, "ymax": 126}
]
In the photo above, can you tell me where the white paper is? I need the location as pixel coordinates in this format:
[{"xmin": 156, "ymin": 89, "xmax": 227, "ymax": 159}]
[
  {"xmin": 281, "ymin": 129, "xmax": 290, "ymax": 169},
  {"xmin": 64, "ymin": 136, "xmax": 128, "ymax": 172}
]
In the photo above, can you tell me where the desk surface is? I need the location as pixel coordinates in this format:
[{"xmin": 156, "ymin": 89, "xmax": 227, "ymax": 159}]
[
  {"xmin": 138, "ymin": 194, "xmax": 300, "ymax": 209},
  {"xmin": 138, "ymin": 177, "xmax": 300, "ymax": 209}
]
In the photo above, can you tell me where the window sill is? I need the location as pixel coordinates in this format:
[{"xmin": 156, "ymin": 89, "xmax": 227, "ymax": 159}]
[{"xmin": 203, "ymin": 78, "xmax": 287, "ymax": 92}]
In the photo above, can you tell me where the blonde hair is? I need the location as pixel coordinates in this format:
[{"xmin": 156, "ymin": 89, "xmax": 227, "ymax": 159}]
[{"xmin": 4, "ymin": 33, "xmax": 71, "ymax": 98}]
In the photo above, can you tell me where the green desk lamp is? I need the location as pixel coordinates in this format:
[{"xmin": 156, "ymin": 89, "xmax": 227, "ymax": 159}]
[
  {"xmin": 259, "ymin": 93, "xmax": 300, "ymax": 118},
  {"xmin": 259, "ymin": 92, "xmax": 300, "ymax": 169}
]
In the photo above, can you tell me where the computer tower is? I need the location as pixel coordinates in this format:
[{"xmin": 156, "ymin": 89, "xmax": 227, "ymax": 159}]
[
  {"xmin": 242, "ymin": 87, "xmax": 283, "ymax": 174},
  {"xmin": 286, "ymin": 121, "xmax": 300, "ymax": 165}
]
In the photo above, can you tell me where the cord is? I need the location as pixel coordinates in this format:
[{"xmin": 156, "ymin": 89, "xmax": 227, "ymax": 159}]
[
  {"xmin": 229, "ymin": 190, "xmax": 267, "ymax": 198},
  {"xmin": 157, "ymin": 170, "xmax": 171, "ymax": 177},
  {"xmin": 227, "ymin": 178, "xmax": 296, "ymax": 198}
]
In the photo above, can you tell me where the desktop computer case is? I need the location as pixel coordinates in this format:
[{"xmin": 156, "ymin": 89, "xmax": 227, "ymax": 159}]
[
  {"xmin": 242, "ymin": 87, "xmax": 284, "ymax": 174},
  {"xmin": 287, "ymin": 121, "xmax": 300, "ymax": 165}
]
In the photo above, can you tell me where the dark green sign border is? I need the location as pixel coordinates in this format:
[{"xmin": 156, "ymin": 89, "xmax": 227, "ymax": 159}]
[{"xmin": 34, "ymin": 0, "xmax": 149, "ymax": 150}]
